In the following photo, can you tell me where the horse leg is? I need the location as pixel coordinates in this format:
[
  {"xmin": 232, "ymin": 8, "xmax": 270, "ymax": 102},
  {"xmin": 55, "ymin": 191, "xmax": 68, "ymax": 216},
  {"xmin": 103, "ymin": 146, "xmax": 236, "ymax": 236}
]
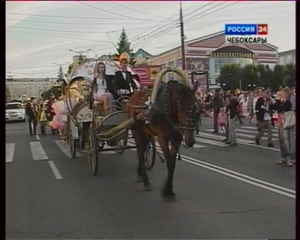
[
  {"xmin": 160, "ymin": 133, "xmax": 182, "ymax": 197},
  {"xmin": 157, "ymin": 135, "xmax": 175, "ymax": 197},
  {"xmin": 132, "ymin": 129, "xmax": 143, "ymax": 182},
  {"xmin": 134, "ymin": 129, "xmax": 151, "ymax": 190}
]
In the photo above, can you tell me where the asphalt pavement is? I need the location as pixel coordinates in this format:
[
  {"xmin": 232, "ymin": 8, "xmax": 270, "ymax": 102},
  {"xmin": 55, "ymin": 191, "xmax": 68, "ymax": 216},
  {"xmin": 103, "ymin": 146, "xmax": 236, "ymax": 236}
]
[{"xmin": 6, "ymin": 118, "xmax": 295, "ymax": 239}]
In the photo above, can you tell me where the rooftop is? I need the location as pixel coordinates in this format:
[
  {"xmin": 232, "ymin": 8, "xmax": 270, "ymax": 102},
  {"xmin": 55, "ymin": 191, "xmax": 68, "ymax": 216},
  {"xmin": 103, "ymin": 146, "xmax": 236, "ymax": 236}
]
[{"xmin": 150, "ymin": 31, "xmax": 278, "ymax": 58}]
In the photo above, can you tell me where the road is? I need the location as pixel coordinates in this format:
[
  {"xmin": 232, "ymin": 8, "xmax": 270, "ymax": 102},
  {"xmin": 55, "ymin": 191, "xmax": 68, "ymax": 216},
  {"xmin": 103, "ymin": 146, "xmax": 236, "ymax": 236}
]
[{"xmin": 6, "ymin": 118, "xmax": 295, "ymax": 239}]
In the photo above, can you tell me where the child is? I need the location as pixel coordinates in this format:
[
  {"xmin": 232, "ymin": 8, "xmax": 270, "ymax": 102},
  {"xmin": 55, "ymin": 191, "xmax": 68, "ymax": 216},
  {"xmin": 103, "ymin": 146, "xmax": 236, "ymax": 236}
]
[{"xmin": 218, "ymin": 107, "xmax": 226, "ymax": 134}]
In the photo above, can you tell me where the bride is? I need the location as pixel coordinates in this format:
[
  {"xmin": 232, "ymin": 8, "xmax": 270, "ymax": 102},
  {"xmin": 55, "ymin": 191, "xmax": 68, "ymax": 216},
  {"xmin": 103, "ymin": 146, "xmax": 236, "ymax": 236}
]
[{"xmin": 91, "ymin": 62, "xmax": 115, "ymax": 115}]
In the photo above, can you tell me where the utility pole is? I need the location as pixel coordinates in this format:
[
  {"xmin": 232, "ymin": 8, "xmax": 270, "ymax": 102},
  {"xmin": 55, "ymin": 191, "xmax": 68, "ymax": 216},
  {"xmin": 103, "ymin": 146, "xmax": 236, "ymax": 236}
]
[
  {"xmin": 180, "ymin": 1, "xmax": 186, "ymax": 70},
  {"xmin": 69, "ymin": 49, "xmax": 92, "ymax": 62}
]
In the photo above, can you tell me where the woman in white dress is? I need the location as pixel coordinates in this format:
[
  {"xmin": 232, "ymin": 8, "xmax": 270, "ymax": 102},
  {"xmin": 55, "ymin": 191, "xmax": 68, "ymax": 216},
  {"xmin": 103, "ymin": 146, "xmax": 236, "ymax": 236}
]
[{"xmin": 92, "ymin": 62, "xmax": 115, "ymax": 115}]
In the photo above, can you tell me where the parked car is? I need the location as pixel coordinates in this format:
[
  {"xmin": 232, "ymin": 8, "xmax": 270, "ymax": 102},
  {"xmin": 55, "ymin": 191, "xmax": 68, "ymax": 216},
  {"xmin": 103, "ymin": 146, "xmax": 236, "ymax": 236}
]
[{"xmin": 6, "ymin": 102, "xmax": 26, "ymax": 122}]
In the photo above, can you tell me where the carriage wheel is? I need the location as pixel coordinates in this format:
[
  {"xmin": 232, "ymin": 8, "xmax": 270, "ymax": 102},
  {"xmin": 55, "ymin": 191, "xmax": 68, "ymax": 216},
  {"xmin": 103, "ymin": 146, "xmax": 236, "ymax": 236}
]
[
  {"xmin": 145, "ymin": 139, "xmax": 156, "ymax": 169},
  {"xmin": 87, "ymin": 127, "xmax": 98, "ymax": 176},
  {"xmin": 115, "ymin": 130, "xmax": 128, "ymax": 154}
]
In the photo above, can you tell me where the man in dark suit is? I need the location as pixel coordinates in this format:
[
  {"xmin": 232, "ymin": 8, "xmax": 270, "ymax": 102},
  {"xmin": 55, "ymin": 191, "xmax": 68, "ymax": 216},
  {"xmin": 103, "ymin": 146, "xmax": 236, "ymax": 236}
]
[
  {"xmin": 211, "ymin": 89, "xmax": 224, "ymax": 133},
  {"xmin": 114, "ymin": 53, "xmax": 138, "ymax": 98},
  {"xmin": 255, "ymin": 89, "xmax": 274, "ymax": 147},
  {"xmin": 25, "ymin": 97, "xmax": 38, "ymax": 135}
]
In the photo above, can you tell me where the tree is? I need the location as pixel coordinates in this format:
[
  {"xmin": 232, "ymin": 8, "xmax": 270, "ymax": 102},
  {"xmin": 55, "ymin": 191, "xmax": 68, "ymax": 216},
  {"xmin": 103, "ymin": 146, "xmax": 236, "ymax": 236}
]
[
  {"xmin": 116, "ymin": 28, "xmax": 135, "ymax": 65},
  {"xmin": 58, "ymin": 66, "xmax": 63, "ymax": 82},
  {"xmin": 283, "ymin": 63, "xmax": 295, "ymax": 88},
  {"xmin": 219, "ymin": 64, "xmax": 242, "ymax": 91},
  {"xmin": 241, "ymin": 64, "xmax": 259, "ymax": 90},
  {"xmin": 271, "ymin": 65, "xmax": 285, "ymax": 91},
  {"xmin": 41, "ymin": 86, "xmax": 61, "ymax": 99},
  {"xmin": 67, "ymin": 63, "xmax": 74, "ymax": 74}
]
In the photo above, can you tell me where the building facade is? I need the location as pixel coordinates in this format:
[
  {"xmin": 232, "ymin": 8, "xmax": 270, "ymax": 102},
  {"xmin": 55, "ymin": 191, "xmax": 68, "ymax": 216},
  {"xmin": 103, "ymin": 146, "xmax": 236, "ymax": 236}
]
[
  {"xmin": 6, "ymin": 78, "xmax": 56, "ymax": 101},
  {"xmin": 147, "ymin": 31, "xmax": 278, "ymax": 89},
  {"xmin": 278, "ymin": 49, "xmax": 295, "ymax": 65}
]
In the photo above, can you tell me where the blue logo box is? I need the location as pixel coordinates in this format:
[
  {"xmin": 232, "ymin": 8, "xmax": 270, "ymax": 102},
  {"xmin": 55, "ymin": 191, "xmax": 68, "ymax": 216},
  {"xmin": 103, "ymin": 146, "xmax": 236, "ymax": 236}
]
[{"xmin": 224, "ymin": 24, "xmax": 257, "ymax": 35}]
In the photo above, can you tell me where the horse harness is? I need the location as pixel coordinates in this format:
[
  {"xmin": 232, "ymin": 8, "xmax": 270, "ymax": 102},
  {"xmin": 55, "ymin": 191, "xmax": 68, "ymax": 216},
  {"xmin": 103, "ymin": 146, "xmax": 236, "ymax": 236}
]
[{"xmin": 160, "ymin": 81, "xmax": 195, "ymax": 131}]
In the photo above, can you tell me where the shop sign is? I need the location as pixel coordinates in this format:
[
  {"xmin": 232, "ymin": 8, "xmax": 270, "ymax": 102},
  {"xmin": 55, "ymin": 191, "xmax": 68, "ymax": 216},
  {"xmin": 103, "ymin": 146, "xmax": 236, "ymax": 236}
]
[{"xmin": 210, "ymin": 52, "xmax": 253, "ymax": 58}]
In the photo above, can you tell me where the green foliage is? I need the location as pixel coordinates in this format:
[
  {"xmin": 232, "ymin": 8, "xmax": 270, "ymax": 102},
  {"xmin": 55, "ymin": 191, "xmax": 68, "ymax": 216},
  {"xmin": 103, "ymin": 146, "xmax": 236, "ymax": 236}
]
[
  {"xmin": 116, "ymin": 28, "xmax": 135, "ymax": 65},
  {"xmin": 271, "ymin": 65, "xmax": 285, "ymax": 91},
  {"xmin": 241, "ymin": 64, "xmax": 259, "ymax": 90},
  {"xmin": 41, "ymin": 86, "xmax": 61, "ymax": 99},
  {"xmin": 219, "ymin": 63, "xmax": 295, "ymax": 91},
  {"xmin": 58, "ymin": 66, "xmax": 63, "ymax": 81},
  {"xmin": 67, "ymin": 63, "xmax": 74, "ymax": 74},
  {"xmin": 218, "ymin": 64, "xmax": 242, "ymax": 90},
  {"xmin": 283, "ymin": 63, "xmax": 295, "ymax": 88}
]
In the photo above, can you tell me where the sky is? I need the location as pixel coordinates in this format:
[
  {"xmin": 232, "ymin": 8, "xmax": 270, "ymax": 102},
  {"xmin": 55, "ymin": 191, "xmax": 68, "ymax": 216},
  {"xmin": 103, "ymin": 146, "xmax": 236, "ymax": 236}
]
[{"xmin": 6, "ymin": 1, "xmax": 295, "ymax": 78}]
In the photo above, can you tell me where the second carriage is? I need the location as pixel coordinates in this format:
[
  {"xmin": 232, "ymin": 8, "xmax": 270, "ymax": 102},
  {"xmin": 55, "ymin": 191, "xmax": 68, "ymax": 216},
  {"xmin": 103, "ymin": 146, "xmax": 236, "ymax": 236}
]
[{"xmin": 64, "ymin": 59, "xmax": 156, "ymax": 175}]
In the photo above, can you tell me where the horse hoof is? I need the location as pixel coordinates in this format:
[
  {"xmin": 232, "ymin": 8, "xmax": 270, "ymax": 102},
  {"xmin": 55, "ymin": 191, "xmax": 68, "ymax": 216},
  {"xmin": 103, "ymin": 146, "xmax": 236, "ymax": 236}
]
[
  {"xmin": 136, "ymin": 176, "xmax": 144, "ymax": 183},
  {"xmin": 161, "ymin": 190, "xmax": 176, "ymax": 201},
  {"xmin": 144, "ymin": 183, "xmax": 152, "ymax": 191}
]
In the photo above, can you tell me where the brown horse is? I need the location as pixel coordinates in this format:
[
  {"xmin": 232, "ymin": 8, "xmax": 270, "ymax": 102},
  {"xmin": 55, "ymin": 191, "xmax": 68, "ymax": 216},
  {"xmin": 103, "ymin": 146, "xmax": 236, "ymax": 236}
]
[{"xmin": 126, "ymin": 80, "xmax": 197, "ymax": 198}]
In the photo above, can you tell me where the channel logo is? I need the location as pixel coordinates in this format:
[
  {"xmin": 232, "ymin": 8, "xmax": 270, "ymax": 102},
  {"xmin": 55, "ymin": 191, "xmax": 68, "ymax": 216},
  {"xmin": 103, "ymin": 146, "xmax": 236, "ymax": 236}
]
[{"xmin": 224, "ymin": 24, "xmax": 268, "ymax": 44}]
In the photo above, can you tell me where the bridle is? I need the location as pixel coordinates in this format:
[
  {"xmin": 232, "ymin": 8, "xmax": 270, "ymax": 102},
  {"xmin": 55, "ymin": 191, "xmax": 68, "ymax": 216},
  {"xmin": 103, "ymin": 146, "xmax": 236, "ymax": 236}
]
[
  {"xmin": 177, "ymin": 99, "xmax": 196, "ymax": 131},
  {"xmin": 163, "ymin": 83, "xmax": 196, "ymax": 131}
]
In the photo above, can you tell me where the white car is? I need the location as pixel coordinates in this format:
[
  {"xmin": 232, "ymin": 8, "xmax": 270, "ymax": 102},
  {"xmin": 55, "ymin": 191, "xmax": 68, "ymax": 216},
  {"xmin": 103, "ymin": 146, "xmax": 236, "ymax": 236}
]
[{"xmin": 6, "ymin": 102, "xmax": 26, "ymax": 122}]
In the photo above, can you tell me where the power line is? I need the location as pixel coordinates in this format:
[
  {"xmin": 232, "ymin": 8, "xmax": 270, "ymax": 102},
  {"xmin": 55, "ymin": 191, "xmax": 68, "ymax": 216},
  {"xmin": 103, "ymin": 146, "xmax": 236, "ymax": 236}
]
[
  {"xmin": 6, "ymin": 25, "xmax": 154, "ymax": 34},
  {"xmin": 131, "ymin": 2, "xmax": 217, "ymax": 43},
  {"xmin": 8, "ymin": 69, "xmax": 59, "ymax": 75},
  {"xmin": 185, "ymin": 1, "xmax": 226, "ymax": 22},
  {"xmin": 136, "ymin": 27, "xmax": 178, "ymax": 50},
  {"xmin": 110, "ymin": 2, "xmax": 170, "ymax": 21},
  {"xmin": 78, "ymin": 1, "xmax": 170, "ymax": 22},
  {"xmin": 6, "ymin": 17, "xmax": 150, "ymax": 26},
  {"xmin": 7, "ymin": 65, "xmax": 58, "ymax": 69},
  {"xmin": 131, "ymin": 23, "xmax": 178, "ymax": 49},
  {"xmin": 183, "ymin": 1, "xmax": 215, "ymax": 18},
  {"xmin": 6, "ymin": 12, "xmax": 130, "ymax": 20},
  {"xmin": 134, "ymin": 2, "xmax": 239, "ymax": 51},
  {"xmin": 186, "ymin": 2, "xmax": 238, "ymax": 23},
  {"xmin": 7, "ymin": 30, "xmax": 115, "ymax": 44}
]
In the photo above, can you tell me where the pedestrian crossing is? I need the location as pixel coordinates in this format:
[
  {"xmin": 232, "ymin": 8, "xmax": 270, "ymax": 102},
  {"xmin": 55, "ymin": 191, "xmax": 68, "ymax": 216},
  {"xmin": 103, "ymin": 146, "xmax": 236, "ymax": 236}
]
[
  {"xmin": 197, "ymin": 126, "xmax": 280, "ymax": 150},
  {"xmin": 6, "ymin": 143, "xmax": 15, "ymax": 163},
  {"xmin": 5, "ymin": 125, "xmax": 281, "ymax": 163},
  {"xmin": 54, "ymin": 140, "xmax": 83, "ymax": 158},
  {"xmin": 30, "ymin": 142, "xmax": 49, "ymax": 160}
]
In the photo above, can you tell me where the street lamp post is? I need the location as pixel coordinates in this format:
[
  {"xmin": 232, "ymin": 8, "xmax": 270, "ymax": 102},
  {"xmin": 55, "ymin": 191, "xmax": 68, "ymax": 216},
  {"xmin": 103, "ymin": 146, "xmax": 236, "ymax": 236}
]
[{"xmin": 69, "ymin": 49, "xmax": 92, "ymax": 61}]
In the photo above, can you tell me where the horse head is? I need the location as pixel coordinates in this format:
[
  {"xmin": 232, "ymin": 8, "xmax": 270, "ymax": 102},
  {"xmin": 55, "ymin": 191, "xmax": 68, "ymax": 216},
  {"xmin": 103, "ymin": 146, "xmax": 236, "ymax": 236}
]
[{"xmin": 169, "ymin": 82, "xmax": 196, "ymax": 148}]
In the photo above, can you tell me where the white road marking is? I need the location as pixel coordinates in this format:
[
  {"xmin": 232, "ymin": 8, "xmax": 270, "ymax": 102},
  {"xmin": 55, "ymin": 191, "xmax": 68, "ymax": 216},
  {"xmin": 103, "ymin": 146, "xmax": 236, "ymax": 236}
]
[
  {"xmin": 183, "ymin": 159, "xmax": 295, "ymax": 199},
  {"xmin": 196, "ymin": 138, "xmax": 229, "ymax": 147},
  {"xmin": 182, "ymin": 155, "xmax": 295, "ymax": 194},
  {"xmin": 54, "ymin": 140, "xmax": 82, "ymax": 158},
  {"xmin": 30, "ymin": 142, "xmax": 48, "ymax": 160},
  {"xmin": 127, "ymin": 142, "xmax": 135, "ymax": 147},
  {"xmin": 192, "ymin": 143, "xmax": 206, "ymax": 148},
  {"xmin": 152, "ymin": 148, "xmax": 294, "ymax": 198},
  {"xmin": 197, "ymin": 132, "xmax": 253, "ymax": 143},
  {"xmin": 207, "ymin": 128, "xmax": 278, "ymax": 140},
  {"xmin": 48, "ymin": 161, "xmax": 63, "ymax": 180},
  {"xmin": 236, "ymin": 128, "xmax": 278, "ymax": 137},
  {"xmin": 128, "ymin": 138, "xmax": 206, "ymax": 151},
  {"xmin": 236, "ymin": 132, "xmax": 278, "ymax": 141},
  {"xmin": 196, "ymin": 132, "xmax": 280, "ymax": 151},
  {"xmin": 35, "ymin": 135, "xmax": 40, "ymax": 141},
  {"xmin": 241, "ymin": 126, "xmax": 278, "ymax": 133},
  {"xmin": 6, "ymin": 143, "xmax": 15, "ymax": 163}
]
